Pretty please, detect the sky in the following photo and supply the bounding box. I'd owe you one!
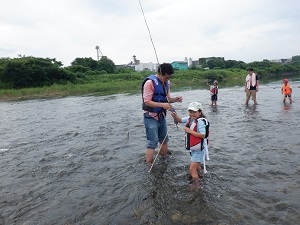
[1,0,300,66]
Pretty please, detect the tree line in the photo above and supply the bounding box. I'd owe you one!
[0,55,300,89]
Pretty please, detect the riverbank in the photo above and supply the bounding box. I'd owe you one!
[1,72,299,101]
[0,80,142,101]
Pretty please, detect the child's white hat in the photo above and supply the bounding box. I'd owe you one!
[187,102,203,111]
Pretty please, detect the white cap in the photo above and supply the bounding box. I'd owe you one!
[187,102,203,111]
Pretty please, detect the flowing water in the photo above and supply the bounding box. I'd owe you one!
[0,78,300,225]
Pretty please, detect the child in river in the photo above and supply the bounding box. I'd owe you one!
[281,78,292,104]
[171,102,209,180]
[207,80,218,106]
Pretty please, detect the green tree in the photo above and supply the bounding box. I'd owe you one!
[292,55,300,63]
[97,56,115,74]
[224,60,247,69]
[71,57,98,70]
[1,57,74,88]
[206,58,225,69]
[70,56,115,74]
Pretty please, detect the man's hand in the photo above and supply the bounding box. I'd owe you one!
[162,103,173,111]
[175,96,183,102]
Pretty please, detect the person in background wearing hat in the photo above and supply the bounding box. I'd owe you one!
[281,78,292,104]
[172,102,209,180]
[207,80,219,106]
[142,63,183,164]
[244,68,259,106]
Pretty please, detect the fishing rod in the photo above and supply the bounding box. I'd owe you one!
[138,0,178,172]
[138,0,178,128]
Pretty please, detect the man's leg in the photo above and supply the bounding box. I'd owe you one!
[159,142,168,157]
[144,115,158,164]
[246,89,251,105]
[146,148,155,163]
[252,90,257,105]
[158,116,169,158]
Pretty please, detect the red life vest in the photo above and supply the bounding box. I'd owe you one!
[185,118,209,151]
[210,86,218,95]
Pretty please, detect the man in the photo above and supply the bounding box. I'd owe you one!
[244,68,259,105]
[141,63,183,163]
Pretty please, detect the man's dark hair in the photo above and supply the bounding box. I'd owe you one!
[247,68,254,71]
[158,63,174,76]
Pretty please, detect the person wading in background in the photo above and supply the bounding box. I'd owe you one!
[244,68,259,106]
[281,78,293,104]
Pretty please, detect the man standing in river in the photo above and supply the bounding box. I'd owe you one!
[244,68,259,106]
[141,63,183,163]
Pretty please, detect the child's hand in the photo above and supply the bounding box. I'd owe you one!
[183,127,191,133]
[171,110,176,118]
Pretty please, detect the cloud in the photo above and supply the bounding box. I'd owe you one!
[0,0,299,66]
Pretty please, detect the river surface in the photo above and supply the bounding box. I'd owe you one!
[0,78,300,225]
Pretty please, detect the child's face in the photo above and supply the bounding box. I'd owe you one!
[188,110,202,120]
[213,82,217,86]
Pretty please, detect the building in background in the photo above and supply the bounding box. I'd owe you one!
[199,57,225,67]
[269,58,292,64]
[115,55,158,71]
[171,60,188,70]
[132,55,158,72]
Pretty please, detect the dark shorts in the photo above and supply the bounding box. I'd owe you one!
[284,94,291,97]
[211,94,218,101]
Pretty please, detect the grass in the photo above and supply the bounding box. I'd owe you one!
[0,80,143,101]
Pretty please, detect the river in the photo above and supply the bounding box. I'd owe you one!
[0,78,300,225]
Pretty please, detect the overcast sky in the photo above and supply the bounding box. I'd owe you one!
[1,0,299,66]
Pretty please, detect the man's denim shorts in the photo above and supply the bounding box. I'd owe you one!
[143,113,169,149]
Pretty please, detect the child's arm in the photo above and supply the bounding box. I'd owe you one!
[183,127,205,138]
[171,111,182,123]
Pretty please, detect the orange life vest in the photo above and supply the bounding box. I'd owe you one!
[282,84,292,95]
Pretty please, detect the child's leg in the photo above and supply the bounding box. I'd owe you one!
[190,162,201,179]
[283,95,286,103]
[289,95,292,103]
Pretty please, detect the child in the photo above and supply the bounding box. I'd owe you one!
[281,78,292,104]
[172,102,209,180]
[207,80,218,106]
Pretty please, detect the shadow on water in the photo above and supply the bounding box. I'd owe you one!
[0,77,300,224]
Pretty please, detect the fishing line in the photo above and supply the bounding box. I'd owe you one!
[138,0,160,65]
[138,0,178,172]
